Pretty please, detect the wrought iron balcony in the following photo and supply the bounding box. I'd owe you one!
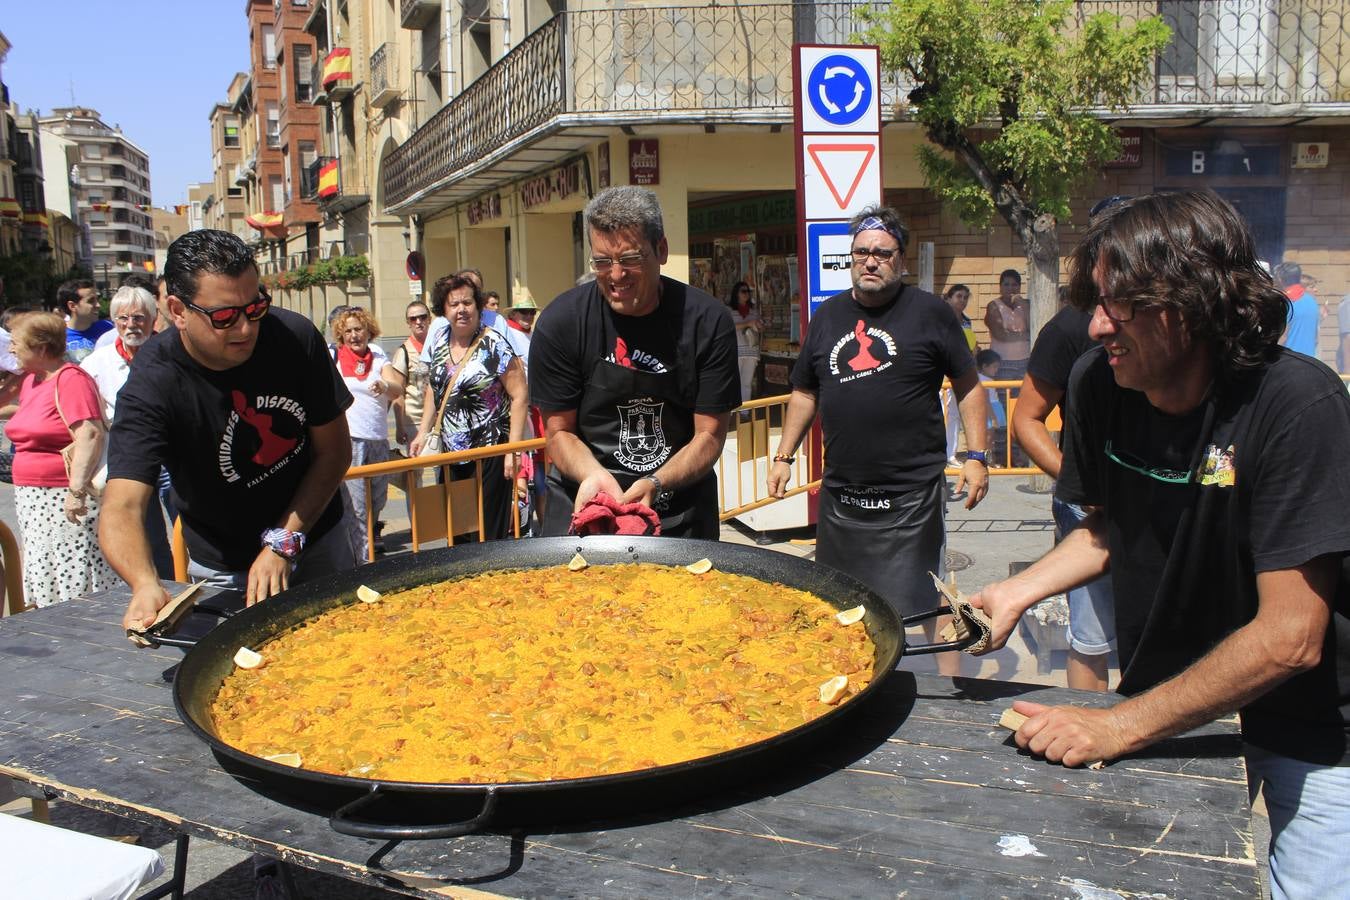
[384,1,1350,209]
[401,0,438,30]
[369,43,399,109]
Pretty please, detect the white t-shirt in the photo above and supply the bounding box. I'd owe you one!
[341,344,393,441]
[95,328,118,350]
[80,342,130,421]
[0,328,20,374]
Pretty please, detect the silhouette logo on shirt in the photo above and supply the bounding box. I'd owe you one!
[614,400,670,472]
[828,320,898,383]
[218,390,306,485]
[606,336,669,374]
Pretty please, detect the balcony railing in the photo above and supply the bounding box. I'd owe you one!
[384,1,1350,209]
[370,43,399,108]
[401,0,438,30]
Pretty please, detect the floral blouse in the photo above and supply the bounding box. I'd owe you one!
[425,325,516,452]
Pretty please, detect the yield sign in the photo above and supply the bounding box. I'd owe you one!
[802,137,882,219]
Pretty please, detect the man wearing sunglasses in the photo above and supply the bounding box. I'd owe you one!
[101,230,358,631]
[971,191,1350,898]
[768,205,990,671]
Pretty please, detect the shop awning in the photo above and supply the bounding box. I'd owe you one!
[0,198,20,218]
[322,48,353,89]
[318,159,339,199]
[245,211,285,230]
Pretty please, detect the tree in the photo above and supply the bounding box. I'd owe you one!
[858,0,1171,334]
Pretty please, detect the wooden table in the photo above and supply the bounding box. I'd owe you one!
[0,588,1258,898]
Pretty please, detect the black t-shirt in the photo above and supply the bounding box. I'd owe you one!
[792,285,974,491]
[529,277,740,415]
[109,308,352,571]
[1026,306,1096,397]
[1058,347,1350,763]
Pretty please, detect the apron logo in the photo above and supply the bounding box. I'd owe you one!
[828,320,898,383]
[614,400,670,472]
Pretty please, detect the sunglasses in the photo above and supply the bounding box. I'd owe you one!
[185,289,272,329]
[1104,439,1194,484]
[407,313,430,324]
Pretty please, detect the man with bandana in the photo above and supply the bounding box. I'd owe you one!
[769,205,989,663]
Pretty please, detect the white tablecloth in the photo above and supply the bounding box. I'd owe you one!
[0,811,164,900]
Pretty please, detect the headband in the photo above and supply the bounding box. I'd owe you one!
[853,216,905,246]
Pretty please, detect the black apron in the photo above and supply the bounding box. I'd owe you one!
[816,478,947,617]
[541,335,718,540]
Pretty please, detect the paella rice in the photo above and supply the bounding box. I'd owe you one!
[210,562,877,783]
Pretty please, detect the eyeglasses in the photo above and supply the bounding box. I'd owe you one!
[1089,195,1133,219]
[589,252,647,272]
[406,313,430,324]
[114,314,150,325]
[850,247,898,264]
[185,289,272,329]
[1105,439,1194,484]
[738,287,752,294]
[1096,296,1158,324]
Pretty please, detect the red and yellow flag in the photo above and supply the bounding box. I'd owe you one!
[0,197,20,218]
[323,48,353,89]
[318,159,339,199]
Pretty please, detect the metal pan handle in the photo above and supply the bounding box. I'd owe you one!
[128,601,236,649]
[329,784,499,840]
[900,604,979,655]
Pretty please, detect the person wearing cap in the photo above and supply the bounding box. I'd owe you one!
[767,204,989,668]
[507,288,539,339]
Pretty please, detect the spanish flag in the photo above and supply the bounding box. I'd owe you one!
[318,159,339,199]
[0,197,20,218]
[22,211,48,228]
[246,211,285,230]
[322,48,353,89]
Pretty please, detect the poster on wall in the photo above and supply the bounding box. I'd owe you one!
[756,254,791,340]
[712,238,742,304]
[787,254,800,344]
[739,240,757,289]
[689,258,716,296]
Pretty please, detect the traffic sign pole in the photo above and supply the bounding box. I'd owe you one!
[794,43,883,521]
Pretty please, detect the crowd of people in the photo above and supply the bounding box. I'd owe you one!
[0,186,1347,895]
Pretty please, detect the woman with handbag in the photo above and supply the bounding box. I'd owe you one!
[3,312,116,607]
[410,274,527,541]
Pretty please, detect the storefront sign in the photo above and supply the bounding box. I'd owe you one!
[598,142,611,189]
[467,193,501,224]
[521,160,582,210]
[689,194,796,234]
[1104,128,1142,169]
[1293,143,1329,169]
[629,139,659,185]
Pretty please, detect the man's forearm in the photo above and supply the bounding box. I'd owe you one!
[277,434,350,533]
[774,390,818,458]
[1014,416,1062,477]
[99,481,159,591]
[547,428,608,484]
[651,423,727,493]
[954,379,989,455]
[1004,522,1110,612]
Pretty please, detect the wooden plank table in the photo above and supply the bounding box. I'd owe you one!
[0,588,1259,898]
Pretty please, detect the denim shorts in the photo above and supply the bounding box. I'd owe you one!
[1052,498,1115,656]
[1246,743,1350,899]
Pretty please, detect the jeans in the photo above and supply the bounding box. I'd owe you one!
[1246,743,1350,899]
[1052,498,1115,655]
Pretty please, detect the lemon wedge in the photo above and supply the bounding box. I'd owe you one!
[233,647,264,669]
[819,675,849,705]
[835,605,865,625]
[568,552,588,571]
[356,584,381,604]
[264,752,302,767]
[685,558,714,575]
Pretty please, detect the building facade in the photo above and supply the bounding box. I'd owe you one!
[205,73,250,242]
[38,107,154,289]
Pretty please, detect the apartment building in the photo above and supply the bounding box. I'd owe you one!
[39,107,153,289]
[0,30,18,258]
[205,73,250,242]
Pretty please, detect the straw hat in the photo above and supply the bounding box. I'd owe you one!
[511,287,539,310]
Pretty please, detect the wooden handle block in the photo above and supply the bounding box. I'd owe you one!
[998,708,1029,731]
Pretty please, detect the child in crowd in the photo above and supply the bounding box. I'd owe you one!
[976,349,1007,466]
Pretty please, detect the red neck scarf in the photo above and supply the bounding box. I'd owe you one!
[114,337,134,363]
[738,302,751,318]
[337,343,375,380]
[406,334,424,354]
[1286,284,1306,301]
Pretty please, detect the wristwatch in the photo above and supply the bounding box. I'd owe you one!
[640,473,664,495]
[262,527,306,560]
[965,450,990,465]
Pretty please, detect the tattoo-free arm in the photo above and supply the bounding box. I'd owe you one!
[102,478,172,632]
[622,411,731,507]
[767,388,818,498]
[1012,372,1065,478]
[544,409,623,509]
[952,367,990,509]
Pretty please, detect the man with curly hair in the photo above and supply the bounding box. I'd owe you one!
[971,191,1350,898]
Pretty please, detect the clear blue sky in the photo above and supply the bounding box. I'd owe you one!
[3,2,250,208]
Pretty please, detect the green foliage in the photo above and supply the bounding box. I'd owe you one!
[263,255,370,294]
[858,0,1171,229]
[0,252,88,309]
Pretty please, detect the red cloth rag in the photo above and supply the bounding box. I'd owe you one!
[569,492,661,536]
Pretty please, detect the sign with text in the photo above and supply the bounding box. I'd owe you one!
[629,139,660,185]
[805,220,854,316]
[520,160,582,210]
[1104,128,1142,169]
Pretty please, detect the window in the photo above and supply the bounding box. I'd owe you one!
[84,166,103,182]
[294,45,313,102]
[224,117,240,148]
[228,186,244,198]
[269,175,284,212]
[265,103,281,147]
[262,25,278,69]
[82,144,102,160]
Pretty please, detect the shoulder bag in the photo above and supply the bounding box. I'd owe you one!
[418,329,487,457]
[53,367,110,496]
